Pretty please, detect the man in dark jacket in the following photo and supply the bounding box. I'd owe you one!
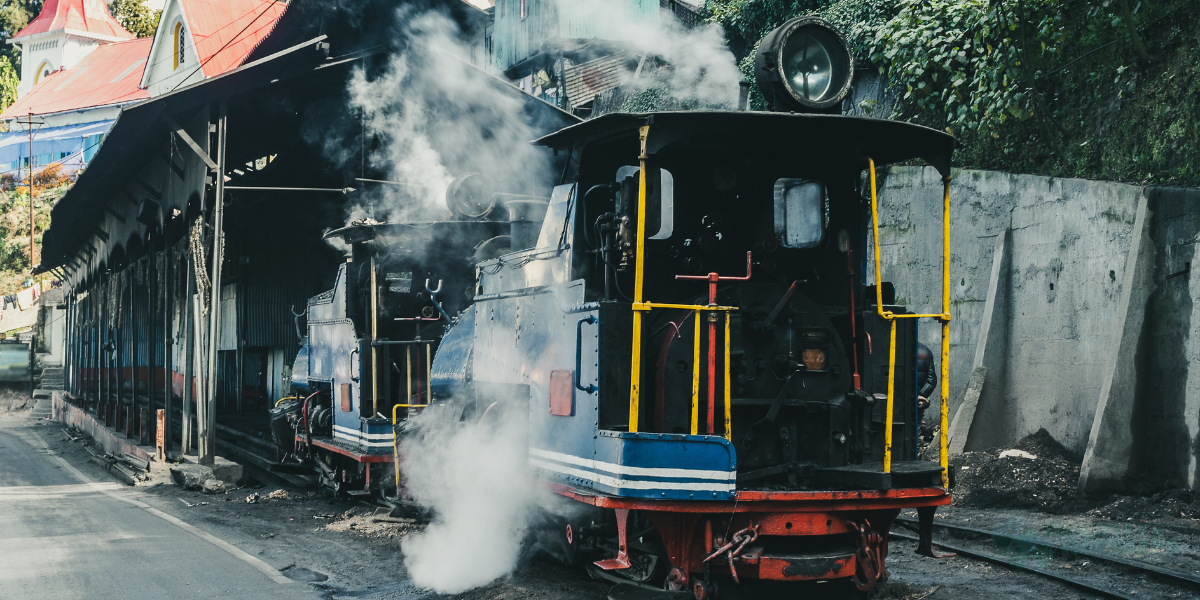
[916,342,937,443]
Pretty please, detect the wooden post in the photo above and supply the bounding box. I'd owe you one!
[156,409,165,462]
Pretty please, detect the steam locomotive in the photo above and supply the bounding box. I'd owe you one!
[428,17,956,598]
[280,16,955,598]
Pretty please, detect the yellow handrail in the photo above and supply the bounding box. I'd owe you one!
[690,312,701,435]
[868,157,952,487]
[723,313,732,442]
[627,125,650,433]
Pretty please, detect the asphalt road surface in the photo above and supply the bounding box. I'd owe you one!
[0,413,322,600]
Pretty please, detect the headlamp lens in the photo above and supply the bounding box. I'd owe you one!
[781,28,841,103]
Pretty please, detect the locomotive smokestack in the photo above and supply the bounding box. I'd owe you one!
[499,195,550,251]
[738,80,751,110]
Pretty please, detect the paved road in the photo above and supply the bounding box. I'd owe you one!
[0,412,322,600]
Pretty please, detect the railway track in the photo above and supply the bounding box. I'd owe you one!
[892,517,1200,600]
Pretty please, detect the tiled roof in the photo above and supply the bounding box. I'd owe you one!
[182,0,287,77]
[0,37,151,118]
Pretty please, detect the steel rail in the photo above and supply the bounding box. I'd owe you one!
[889,530,1137,600]
[896,518,1200,589]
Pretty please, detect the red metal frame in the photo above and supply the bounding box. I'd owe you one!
[547,482,948,591]
[675,252,753,435]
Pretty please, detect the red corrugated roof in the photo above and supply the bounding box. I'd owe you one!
[182,0,287,77]
[13,0,135,41]
[0,37,151,118]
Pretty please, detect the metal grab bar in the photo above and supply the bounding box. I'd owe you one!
[868,156,952,487]
[575,316,598,394]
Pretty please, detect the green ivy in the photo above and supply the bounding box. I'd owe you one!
[869,0,1063,133]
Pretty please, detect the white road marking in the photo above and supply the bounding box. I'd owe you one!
[22,427,294,585]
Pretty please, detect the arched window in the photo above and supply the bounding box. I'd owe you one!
[173,22,186,69]
[33,60,52,85]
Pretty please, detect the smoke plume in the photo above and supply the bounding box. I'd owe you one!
[399,404,543,594]
[345,9,555,225]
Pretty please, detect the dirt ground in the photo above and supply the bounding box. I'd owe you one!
[0,382,31,415]
[23,411,1196,600]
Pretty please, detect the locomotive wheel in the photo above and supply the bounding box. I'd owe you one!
[333,469,351,500]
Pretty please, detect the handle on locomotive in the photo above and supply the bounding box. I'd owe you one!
[350,347,360,382]
[575,315,598,394]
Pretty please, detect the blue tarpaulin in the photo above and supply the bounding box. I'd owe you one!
[0,120,114,164]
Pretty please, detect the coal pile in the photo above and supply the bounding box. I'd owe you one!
[1087,489,1200,524]
[950,429,1082,513]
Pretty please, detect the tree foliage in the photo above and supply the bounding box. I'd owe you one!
[0,1,39,67]
[109,0,161,38]
[0,55,17,113]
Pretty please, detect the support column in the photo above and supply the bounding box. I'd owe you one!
[1079,191,1154,495]
[162,249,173,454]
[201,104,226,466]
[130,264,139,435]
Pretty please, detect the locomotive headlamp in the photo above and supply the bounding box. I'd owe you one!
[755,17,854,113]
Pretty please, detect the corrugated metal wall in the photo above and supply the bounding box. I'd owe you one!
[241,234,338,357]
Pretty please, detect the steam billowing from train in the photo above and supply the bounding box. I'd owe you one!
[399,406,541,593]
[345,9,554,224]
[336,2,741,593]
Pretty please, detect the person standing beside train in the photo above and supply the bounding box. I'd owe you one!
[917,342,937,443]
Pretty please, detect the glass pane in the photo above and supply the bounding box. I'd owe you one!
[774,179,824,248]
[615,166,673,240]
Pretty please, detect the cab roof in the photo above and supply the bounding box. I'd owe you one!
[533,111,956,177]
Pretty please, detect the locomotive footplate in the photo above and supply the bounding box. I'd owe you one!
[297,434,394,463]
[813,461,944,490]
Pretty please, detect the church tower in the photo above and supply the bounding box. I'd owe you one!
[8,0,134,97]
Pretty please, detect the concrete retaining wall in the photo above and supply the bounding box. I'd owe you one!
[873,166,1200,492]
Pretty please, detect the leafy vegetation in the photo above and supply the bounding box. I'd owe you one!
[704,0,1200,186]
[110,0,162,39]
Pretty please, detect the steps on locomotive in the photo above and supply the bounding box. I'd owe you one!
[814,461,943,490]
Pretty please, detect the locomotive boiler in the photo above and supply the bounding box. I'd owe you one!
[428,17,957,598]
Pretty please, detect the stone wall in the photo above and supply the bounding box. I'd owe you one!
[872,166,1200,492]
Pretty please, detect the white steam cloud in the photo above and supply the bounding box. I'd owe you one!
[577,3,742,109]
[345,9,554,224]
[399,405,543,594]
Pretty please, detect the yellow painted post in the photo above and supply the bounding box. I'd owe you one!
[392,403,402,496]
[723,312,732,442]
[691,313,701,435]
[425,343,432,406]
[406,346,412,405]
[884,320,897,472]
[869,158,885,313]
[940,177,952,488]
[628,125,650,433]
[370,256,378,418]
